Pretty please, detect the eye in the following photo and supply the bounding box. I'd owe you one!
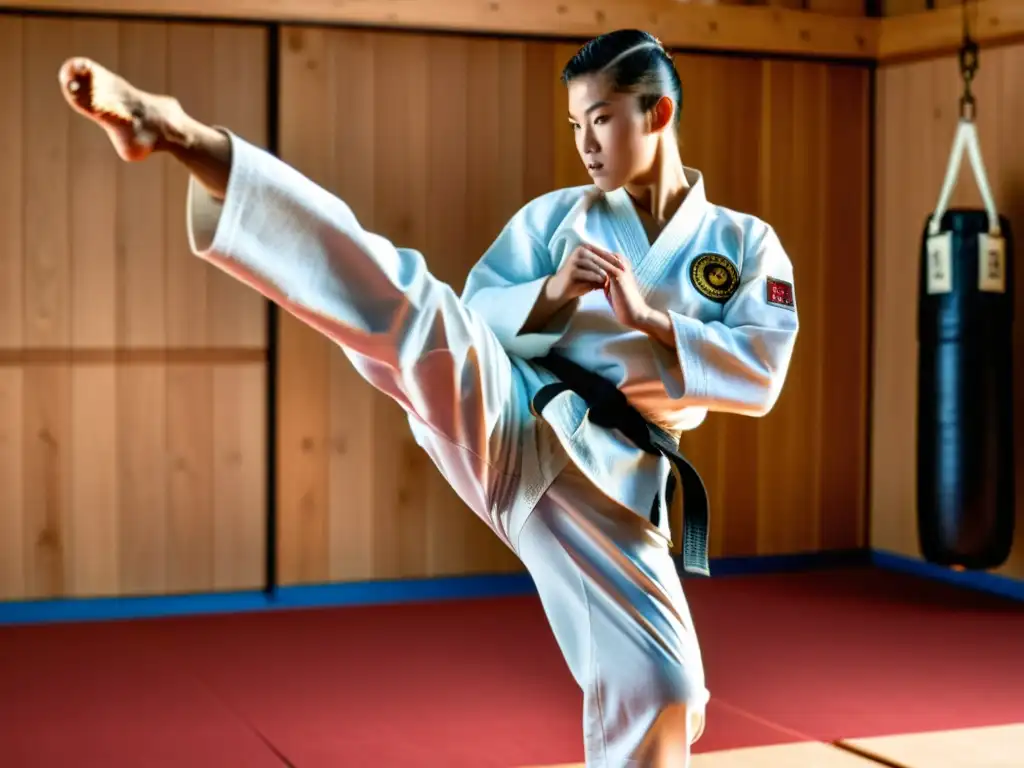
[593,114,610,125]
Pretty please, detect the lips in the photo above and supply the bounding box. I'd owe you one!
[586,161,605,173]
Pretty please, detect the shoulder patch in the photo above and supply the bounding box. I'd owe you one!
[690,253,739,303]
[766,277,795,310]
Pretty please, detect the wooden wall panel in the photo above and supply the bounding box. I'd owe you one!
[0,16,269,600]
[275,27,872,584]
[874,46,1024,580]
[882,0,960,15]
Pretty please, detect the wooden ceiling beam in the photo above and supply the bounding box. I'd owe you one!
[4,0,1023,63]
[877,0,1024,63]
[0,0,877,60]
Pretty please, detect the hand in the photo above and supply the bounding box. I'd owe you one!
[598,249,654,331]
[544,243,624,306]
[590,244,675,349]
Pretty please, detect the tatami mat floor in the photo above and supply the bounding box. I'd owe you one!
[524,723,1024,767]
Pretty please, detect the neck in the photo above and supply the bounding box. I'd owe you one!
[624,137,689,225]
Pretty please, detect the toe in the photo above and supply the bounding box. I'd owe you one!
[58,57,91,88]
[58,58,94,111]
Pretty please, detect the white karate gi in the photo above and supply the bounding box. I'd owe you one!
[186,132,799,766]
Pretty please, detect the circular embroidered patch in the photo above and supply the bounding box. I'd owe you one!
[690,253,739,302]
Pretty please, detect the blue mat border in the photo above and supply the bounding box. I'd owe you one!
[869,549,1024,602]
[1,548,1019,626]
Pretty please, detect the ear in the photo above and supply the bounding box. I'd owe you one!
[648,95,675,134]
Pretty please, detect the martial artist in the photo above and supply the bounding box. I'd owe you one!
[58,28,798,767]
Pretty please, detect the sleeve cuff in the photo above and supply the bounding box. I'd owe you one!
[664,310,708,401]
[468,277,576,359]
[185,128,255,262]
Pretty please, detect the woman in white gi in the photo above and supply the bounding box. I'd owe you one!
[58,28,798,767]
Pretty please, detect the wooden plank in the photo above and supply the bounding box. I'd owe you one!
[70,365,119,595]
[0,369,25,599]
[166,365,215,592]
[842,723,1024,767]
[879,0,1024,62]
[22,365,72,599]
[212,363,266,591]
[23,18,72,352]
[819,62,870,550]
[116,364,169,595]
[0,0,879,60]
[0,16,25,353]
[21,17,73,600]
[807,0,865,16]
[69,18,119,350]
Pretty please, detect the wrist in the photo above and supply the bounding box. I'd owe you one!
[542,276,571,311]
[636,307,675,348]
[635,306,661,332]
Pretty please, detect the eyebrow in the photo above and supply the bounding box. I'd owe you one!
[567,100,611,121]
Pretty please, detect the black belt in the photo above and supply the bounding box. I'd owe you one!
[531,353,711,577]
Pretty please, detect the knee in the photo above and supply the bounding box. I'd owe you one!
[630,702,706,767]
[653,657,709,745]
[655,695,708,747]
[659,701,707,744]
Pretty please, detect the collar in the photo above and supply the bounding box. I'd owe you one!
[604,167,710,290]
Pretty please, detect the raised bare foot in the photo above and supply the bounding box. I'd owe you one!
[58,57,188,162]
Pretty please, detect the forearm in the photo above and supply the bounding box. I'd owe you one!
[519,277,573,335]
[637,308,676,350]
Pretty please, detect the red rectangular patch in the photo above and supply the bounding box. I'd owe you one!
[766,277,795,310]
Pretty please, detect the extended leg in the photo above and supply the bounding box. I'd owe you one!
[57,57,530,542]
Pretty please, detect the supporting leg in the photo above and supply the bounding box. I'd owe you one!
[517,462,709,767]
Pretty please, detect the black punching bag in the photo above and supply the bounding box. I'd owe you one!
[918,208,1015,570]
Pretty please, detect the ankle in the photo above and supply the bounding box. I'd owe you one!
[155,97,194,149]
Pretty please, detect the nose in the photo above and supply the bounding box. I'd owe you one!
[580,125,600,155]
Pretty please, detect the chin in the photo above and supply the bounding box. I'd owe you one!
[590,175,624,193]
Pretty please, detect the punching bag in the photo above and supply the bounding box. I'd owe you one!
[918,117,1015,570]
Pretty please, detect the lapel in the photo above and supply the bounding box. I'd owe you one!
[603,168,710,296]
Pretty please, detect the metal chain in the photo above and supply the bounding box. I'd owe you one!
[959,0,978,120]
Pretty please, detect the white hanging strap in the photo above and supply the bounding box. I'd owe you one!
[928,118,1001,237]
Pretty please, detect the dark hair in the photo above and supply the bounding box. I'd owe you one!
[561,29,683,130]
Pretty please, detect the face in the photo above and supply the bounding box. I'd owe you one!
[566,73,670,192]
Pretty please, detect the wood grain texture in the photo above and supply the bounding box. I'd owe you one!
[0,15,269,600]
[873,44,1024,580]
[0,0,880,60]
[275,27,872,584]
[878,0,1024,61]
